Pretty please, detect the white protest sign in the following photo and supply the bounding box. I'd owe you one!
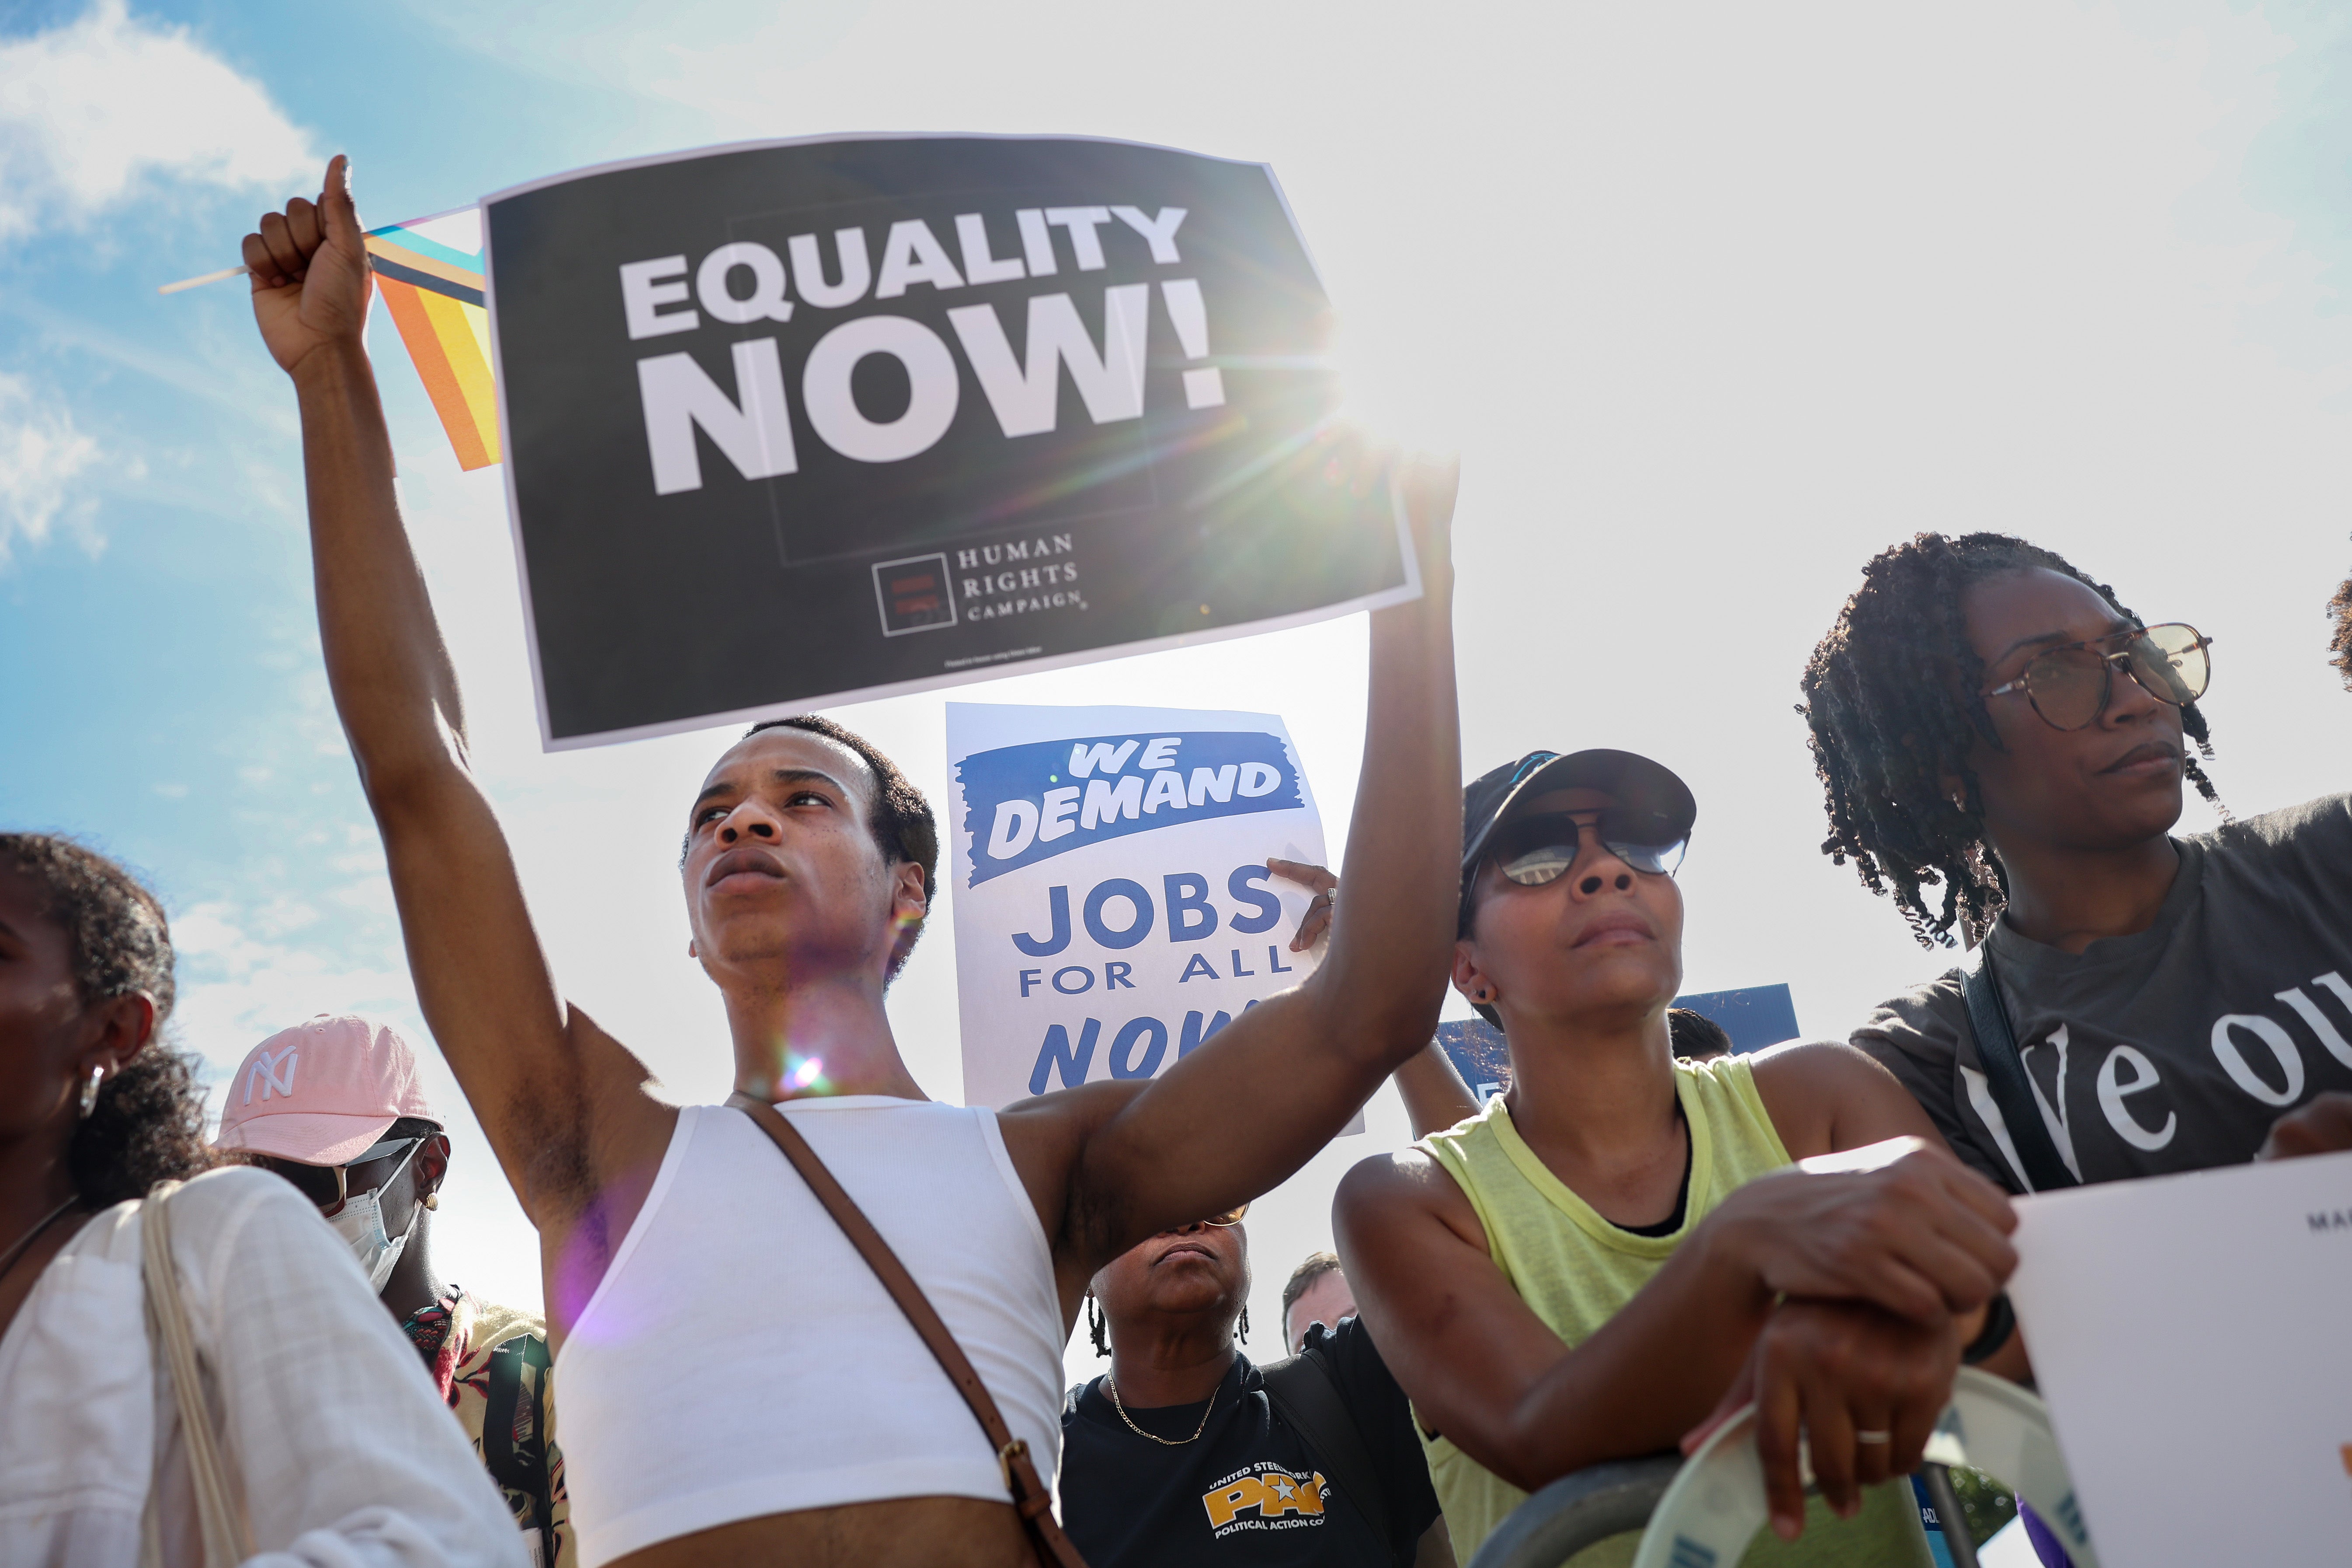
[947,702,1327,1109]
[2007,1147,2352,1566]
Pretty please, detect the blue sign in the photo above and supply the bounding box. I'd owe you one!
[1434,984,1802,1102]
[955,729,1301,887]
[1673,984,1801,1054]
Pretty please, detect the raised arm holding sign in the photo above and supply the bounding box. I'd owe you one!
[247,156,1460,1568]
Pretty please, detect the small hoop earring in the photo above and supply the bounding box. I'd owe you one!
[78,1065,104,1120]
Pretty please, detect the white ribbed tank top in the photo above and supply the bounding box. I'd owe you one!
[554,1098,1065,1567]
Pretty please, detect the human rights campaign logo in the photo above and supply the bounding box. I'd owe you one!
[959,731,1301,887]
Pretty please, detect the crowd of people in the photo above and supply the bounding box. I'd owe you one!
[5,155,2352,1568]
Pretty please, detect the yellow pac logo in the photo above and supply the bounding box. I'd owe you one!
[1202,1467,1327,1529]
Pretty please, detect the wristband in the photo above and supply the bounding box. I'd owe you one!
[1962,1292,2015,1365]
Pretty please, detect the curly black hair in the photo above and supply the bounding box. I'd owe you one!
[2329,556,2352,690]
[679,715,941,977]
[1798,532,2223,949]
[0,834,212,1208]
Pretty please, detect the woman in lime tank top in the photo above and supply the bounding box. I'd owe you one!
[1333,750,2026,1565]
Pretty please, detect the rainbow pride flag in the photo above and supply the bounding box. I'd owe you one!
[365,210,499,470]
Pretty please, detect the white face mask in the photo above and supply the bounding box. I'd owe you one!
[328,1139,424,1292]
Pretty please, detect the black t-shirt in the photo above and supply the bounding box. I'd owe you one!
[1855,795,2352,1192]
[1059,1318,1440,1568]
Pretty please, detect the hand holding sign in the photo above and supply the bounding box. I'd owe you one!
[2256,1088,2352,1158]
[1394,450,1461,589]
[1270,859,1335,953]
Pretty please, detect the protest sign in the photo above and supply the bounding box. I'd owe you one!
[947,702,1327,1110]
[1670,984,1799,1053]
[2008,1148,2352,1565]
[481,135,1418,748]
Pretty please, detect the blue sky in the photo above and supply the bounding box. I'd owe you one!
[7,0,2352,1345]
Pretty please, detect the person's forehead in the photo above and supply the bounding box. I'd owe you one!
[697,728,876,805]
[1299,1269,1351,1301]
[1964,568,2127,660]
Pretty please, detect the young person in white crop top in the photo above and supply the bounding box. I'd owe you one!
[240,160,1465,1568]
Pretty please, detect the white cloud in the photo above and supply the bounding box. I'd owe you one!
[0,372,99,564]
[169,897,414,1073]
[0,0,317,241]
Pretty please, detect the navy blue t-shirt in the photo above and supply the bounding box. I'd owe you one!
[1059,1318,1440,1568]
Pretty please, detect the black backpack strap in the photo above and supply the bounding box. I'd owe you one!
[1260,1348,1395,1561]
[1962,946,2077,1192]
[482,1336,553,1536]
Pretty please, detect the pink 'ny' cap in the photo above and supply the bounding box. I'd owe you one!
[213,1014,435,1166]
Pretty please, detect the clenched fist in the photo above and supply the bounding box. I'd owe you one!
[244,153,372,376]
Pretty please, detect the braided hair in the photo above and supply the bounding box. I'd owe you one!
[2329,558,2352,689]
[1798,532,2223,949]
[0,834,212,1208]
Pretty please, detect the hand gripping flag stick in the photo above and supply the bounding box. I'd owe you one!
[156,207,500,471]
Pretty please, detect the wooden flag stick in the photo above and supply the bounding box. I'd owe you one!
[156,265,249,296]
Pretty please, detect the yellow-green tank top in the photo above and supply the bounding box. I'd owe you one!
[1417,1054,1930,1568]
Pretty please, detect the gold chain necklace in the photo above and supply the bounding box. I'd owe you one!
[1103,1373,1219,1446]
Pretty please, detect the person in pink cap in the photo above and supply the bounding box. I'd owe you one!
[217,1014,441,1295]
[220,1015,572,1568]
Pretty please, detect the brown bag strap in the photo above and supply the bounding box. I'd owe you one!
[727,1095,1087,1568]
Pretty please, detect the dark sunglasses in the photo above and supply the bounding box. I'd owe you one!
[1486,809,1688,885]
[1982,622,2212,733]
[250,1136,421,1218]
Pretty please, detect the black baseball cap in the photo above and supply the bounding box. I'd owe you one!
[1456,749,1698,1026]
[1463,748,1696,869]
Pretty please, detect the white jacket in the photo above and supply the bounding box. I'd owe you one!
[0,1165,528,1568]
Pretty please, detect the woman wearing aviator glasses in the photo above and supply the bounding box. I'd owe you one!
[1336,750,2025,1562]
[1806,532,2352,1195]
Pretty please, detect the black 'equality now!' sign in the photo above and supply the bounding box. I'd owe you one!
[482,134,1417,748]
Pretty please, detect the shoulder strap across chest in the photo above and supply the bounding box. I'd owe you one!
[1961,946,2078,1193]
[726,1094,1087,1568]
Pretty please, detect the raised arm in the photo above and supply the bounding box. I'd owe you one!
[1258,858,1483,1141]
[244,160,661,1237]
[1035,455,1462,1266]
[1394,1042,1481,1139]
